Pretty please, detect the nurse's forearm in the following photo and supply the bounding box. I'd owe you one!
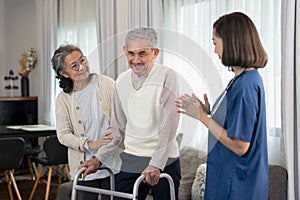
[202,116,250,156]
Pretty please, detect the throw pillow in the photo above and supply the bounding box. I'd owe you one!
[191,163,207,200]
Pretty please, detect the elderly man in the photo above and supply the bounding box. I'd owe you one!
[80,27,181,200]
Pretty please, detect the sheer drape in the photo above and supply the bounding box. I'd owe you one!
[57,0,98,73]
[125,0,163,29]
[95,0,163,79]
[162,0,282,158]
[57,0,163,79]
[0,0,5,95]
[281,1,300,199]
[35,0,57,125]
[95,0,123,79]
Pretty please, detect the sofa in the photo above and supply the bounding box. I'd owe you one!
[179,146,288,200]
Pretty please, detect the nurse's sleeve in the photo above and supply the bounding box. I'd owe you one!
[226,86,258,142]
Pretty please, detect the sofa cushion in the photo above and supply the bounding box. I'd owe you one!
[179,146,206,200]
[268,165,288,200]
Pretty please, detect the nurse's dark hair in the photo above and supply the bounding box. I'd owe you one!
[213,12,268,68]
[51,44,83,93]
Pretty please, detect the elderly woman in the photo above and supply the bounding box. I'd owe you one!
[52,44,121,200]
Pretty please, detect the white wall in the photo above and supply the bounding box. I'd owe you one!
[1,0,37,97]
[0,0,6,96]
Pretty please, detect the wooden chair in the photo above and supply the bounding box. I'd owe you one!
[29,136,71,200]
[0,137,25,200]
[23,139,43,180]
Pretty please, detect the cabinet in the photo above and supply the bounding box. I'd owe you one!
[0,96,38,125]
[0,97,39,171]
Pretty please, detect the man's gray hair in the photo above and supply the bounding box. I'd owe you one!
[125,27,158,49]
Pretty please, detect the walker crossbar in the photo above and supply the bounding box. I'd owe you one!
[71,167,176,200]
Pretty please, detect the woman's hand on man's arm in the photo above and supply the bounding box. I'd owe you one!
[87,131,113,150]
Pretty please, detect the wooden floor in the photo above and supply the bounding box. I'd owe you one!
[0,169,64,200]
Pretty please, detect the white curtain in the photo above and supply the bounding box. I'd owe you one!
[95,0,123,79]
[59,0,163,80]
[281,0,300,199]
[56,0,98,75]
[95,0,163,79]
[56,0,163,80]
[57,0,163,80]
[162,0,282,157]
[125,0,163,29]
[35,0,57,125]
[0,0,5,95]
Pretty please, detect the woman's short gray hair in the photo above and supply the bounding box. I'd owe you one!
[125,27,158,49]
[51,44,82,75]
[51,44,83,93]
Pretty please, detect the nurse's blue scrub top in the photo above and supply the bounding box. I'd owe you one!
[204,69,268,200]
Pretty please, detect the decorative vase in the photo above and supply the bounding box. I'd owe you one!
[21,76,29,97]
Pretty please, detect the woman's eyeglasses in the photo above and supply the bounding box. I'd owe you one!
[66,56,88,71]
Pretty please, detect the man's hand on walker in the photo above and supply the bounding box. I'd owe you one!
[78,157,101,177]
[142,165,160,186]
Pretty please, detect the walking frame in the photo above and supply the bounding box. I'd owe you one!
[71,167,175,200]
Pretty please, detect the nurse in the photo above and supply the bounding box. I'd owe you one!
[175,12,269,199]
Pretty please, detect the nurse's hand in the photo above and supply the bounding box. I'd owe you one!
[175,93,208,120]
[175,93,200,119]
[202,93,210,114]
